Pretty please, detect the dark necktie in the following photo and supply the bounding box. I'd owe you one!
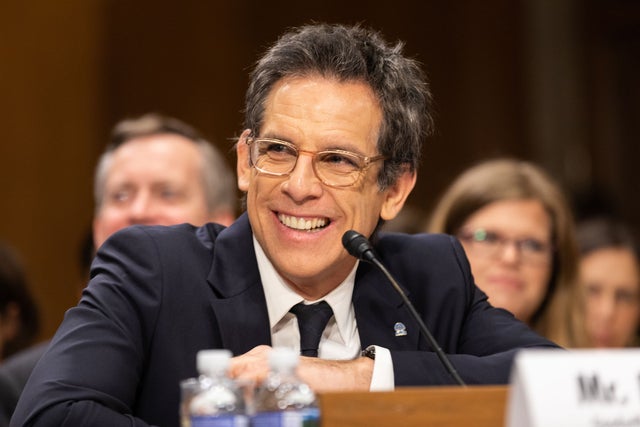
[289,300,334,357]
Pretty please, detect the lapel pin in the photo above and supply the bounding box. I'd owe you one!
[394,322,407,337]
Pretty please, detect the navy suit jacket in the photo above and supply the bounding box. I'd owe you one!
[11,213,558,427]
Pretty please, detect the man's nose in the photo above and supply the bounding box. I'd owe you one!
[127,193,155,223]
[281,154,323,201]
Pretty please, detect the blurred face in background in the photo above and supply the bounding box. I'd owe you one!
[457,199,553,323]
[93,134,221,248]
[580,247,640,347]
[0,302,19,361]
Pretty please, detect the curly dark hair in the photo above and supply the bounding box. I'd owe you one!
[243,23,434,190]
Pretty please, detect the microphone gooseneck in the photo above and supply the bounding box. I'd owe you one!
[342,230,466,386]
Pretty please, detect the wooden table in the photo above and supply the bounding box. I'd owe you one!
[319,385,509,427]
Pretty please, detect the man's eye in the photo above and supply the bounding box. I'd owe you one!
[264,142,295,156]
[319,152,360,170]
[267,142,286,152]
[160,190,178,199]
[109,190,129,203]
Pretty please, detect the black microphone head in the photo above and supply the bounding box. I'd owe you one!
[342,230,377,262]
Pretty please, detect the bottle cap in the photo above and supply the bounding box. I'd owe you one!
[196,349,232,375]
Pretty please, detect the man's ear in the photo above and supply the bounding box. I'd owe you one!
[380,168,417,221]
[236,129,252,192]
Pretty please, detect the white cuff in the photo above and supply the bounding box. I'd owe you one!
[368,345,394,391]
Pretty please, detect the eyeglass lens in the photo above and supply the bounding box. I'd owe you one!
[249,138,377,187]
[458,228,551,264]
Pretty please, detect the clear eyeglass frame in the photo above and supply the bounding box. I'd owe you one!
[457,228,553,266]
[246,137,386,188]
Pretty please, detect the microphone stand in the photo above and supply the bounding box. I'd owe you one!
[370,256,466,386]
[343,230,466,386]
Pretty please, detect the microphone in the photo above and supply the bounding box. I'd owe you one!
[342,230,466,386]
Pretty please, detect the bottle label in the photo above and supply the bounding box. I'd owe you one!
[251,409,320,427]
[190,414,249,427]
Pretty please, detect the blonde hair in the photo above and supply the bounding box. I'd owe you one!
[428,158,587,347]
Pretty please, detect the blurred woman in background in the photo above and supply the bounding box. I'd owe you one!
[428,158,586,347]
[576,218,640,348]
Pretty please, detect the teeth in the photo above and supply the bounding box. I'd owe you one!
[278,213,328,231]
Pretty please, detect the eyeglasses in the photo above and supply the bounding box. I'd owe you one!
[457,228,553,265]
[246,137,386,188]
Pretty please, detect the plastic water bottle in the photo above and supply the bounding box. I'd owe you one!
[251,347,319,427]
[181,349,249,427]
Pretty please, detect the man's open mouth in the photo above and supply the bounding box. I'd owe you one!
[278,213,329,231]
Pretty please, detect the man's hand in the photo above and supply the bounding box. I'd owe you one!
[228,345,272,384]
[297,354,374,392]
[228,345,374,392]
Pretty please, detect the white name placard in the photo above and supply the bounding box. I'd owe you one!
[506,348,640,427]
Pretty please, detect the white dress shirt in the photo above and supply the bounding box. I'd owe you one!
[253,236,394,391]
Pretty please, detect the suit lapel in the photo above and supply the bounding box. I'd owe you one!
[206,214,271,355]
[353,261,423,351]
[204,215,428,354]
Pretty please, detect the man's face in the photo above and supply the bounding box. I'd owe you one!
[237,76,414,299]
[93,134,222,248]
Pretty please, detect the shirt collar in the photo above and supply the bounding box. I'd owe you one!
[253,235,357,339]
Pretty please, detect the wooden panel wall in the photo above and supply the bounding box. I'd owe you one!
[0,1,106,339]
[0,0,637,341]
[102,0,528,219]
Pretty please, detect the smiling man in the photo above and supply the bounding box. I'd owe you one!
[12,24,558,427]
[237,77,398,300]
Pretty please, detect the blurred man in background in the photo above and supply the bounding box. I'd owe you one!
[92,113,237,248]
[0,113,237,426]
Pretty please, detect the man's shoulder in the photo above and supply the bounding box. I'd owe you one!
[374,232,470,279]
[97,216,253,272]
[376,231,458,254]
[105,221,228,252]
